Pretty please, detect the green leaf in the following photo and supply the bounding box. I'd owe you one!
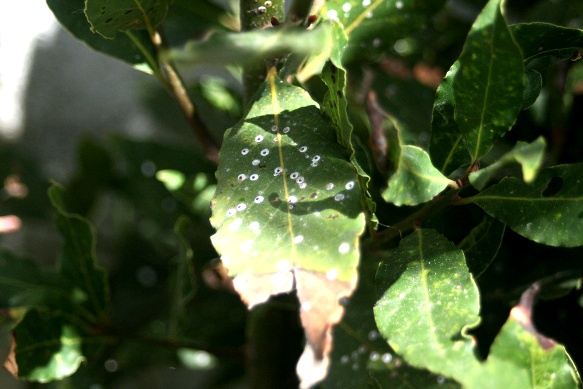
[383,145,454,206]
[323,251,460,388]
[458,215,506,277]
[466,163,583,247]
[374,229,480,380]
[11,310,84,382]
[0,250,68,310]
[462,303,580,388]
[48,183,109,320]
[209,71,365,387]
[511,22,583,63]
[523,69,542,109]
[321,61,375,222]
[321,0,447,62]
[430,61,471,175]
[46,0,157,73]
[170,25,332,70]
[453,0,524,161]
[469,136,546,190]
[84,0,170,39]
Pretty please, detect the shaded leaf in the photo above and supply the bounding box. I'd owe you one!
[466,163,583,247]
[209,71,365,387]
[523,69,542,109]
[85,0,170,39]
[469,136,546,190]
[458,215,506,277]
[453,0,524,161]
[168,216,197,338]
[321,0,447,62]
[383,145,454,206]
[170,25,332,70]
[511,22,583,63]
[0,250,68,310]
[46,0,157,73]
[7,310,84,382]
[429,61,470,175]
[49,183,109,320]
[374,229,480,380]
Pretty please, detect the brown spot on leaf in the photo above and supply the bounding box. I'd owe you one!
[294,268,355,388]
[511,283,557,351]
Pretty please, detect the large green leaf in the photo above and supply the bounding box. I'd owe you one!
[170,25,332,70]
[511,23,583,63]
[429,61,471,175]
[469,136,546,190]
[320,0,447,62]
[453,0,524,161]
[48,183,109,320]
[323,250,459,388]
[9,310,84,382]
[209,71,365,387]
[374,229,480,380]
[373,229,579,386]
[84,0,170,39]
[46,0,157,73]
[383,145,454,206]
[463,163,583,247]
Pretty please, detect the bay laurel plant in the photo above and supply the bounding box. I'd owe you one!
[2,0,583,387]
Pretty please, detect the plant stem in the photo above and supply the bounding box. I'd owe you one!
[240,0,285,106]
[366,187,461,248]
[101,328,247,362]
[160,58,220,163]
[131,7,220,163]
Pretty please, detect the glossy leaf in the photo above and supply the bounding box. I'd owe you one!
[458,215,506,277]
[321,0,447,62]
[469,136,546,190]
[84,0,170,39]
[429,61,470,175]
[209,71,365,387]
[170,25,332,70]
[49,183,109,319]
[374,229,480,379]
[323,250,459,388]
[511,22,583,63]
[47,0,157,73]
[466,163,583,247]
[453,0,524,161]
[383,145,454,206]
[8,310,84,382]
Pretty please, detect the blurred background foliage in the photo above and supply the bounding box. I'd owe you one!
[1,0,583,387]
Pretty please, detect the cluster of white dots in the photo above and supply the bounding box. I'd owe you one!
[227,125,359,223]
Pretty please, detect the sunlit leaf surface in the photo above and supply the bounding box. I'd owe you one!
[453,0,524,161]
[210,71,365,387]
[466,163,583,247]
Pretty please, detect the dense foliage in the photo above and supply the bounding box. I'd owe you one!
[2,0,583,387]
